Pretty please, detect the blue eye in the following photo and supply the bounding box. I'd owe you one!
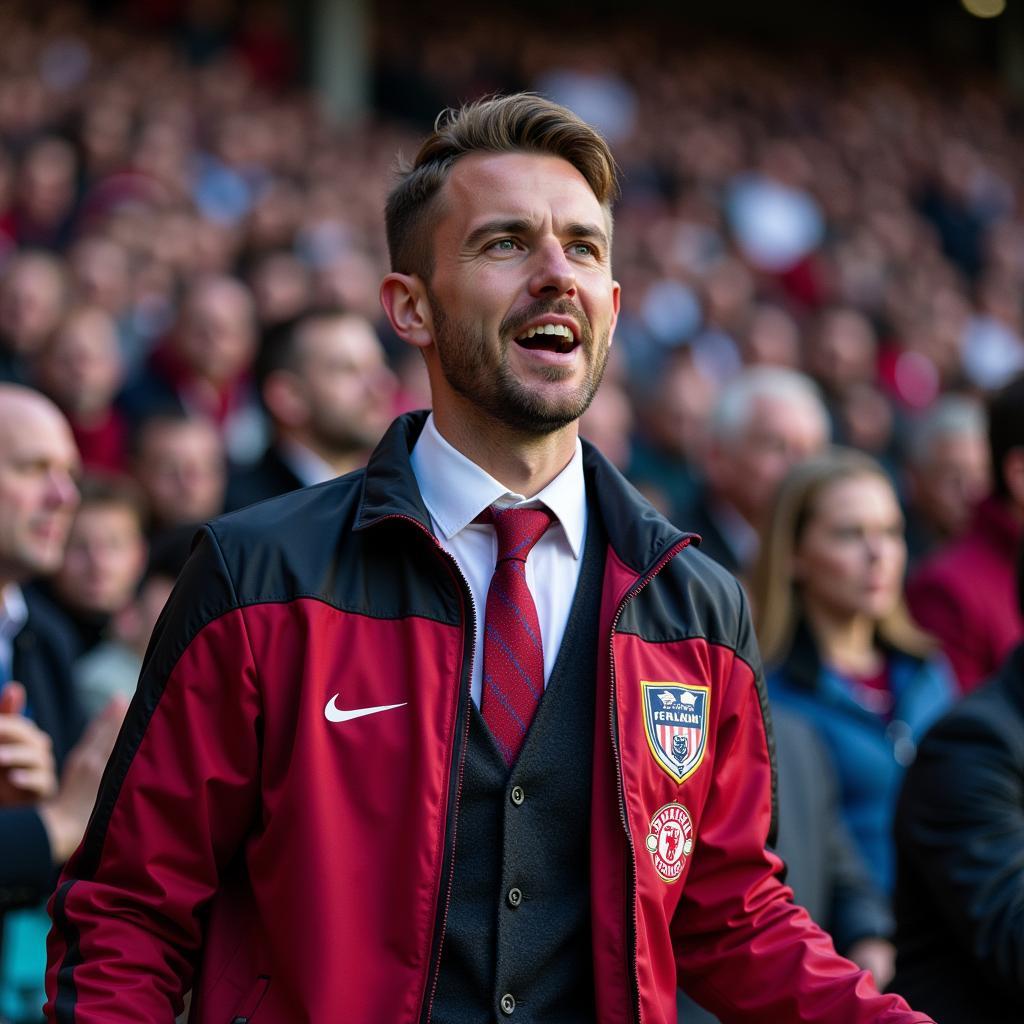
[571,242,596,257]
[493,238,518,251]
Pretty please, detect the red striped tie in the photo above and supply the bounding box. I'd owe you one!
[480,505,553,766]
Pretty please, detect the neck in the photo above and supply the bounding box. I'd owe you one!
[432,404,578,497]
[281,431,365,479]
[803,604,880,676]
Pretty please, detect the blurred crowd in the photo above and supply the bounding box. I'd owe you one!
[1,0,1024,1020]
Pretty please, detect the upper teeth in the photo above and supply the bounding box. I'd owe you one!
[519,324,574,340]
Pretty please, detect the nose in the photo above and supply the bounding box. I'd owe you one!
[528,238,577,300]
[46,467,79,510]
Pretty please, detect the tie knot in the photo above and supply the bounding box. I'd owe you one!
[484,505,554,563]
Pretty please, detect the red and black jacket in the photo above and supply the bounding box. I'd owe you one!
[46,412,932,1023]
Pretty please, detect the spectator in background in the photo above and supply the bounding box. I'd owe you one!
[628,349,717,527]
[0,383,119,972]
[907,372,1024,692]
[32,305,129,474]
[120,274,267,465]
[245,249,312,330]
[226,308,395,510]
[0,385,84,770]
[74,526,193,719]
[10,136,80,251]
[65,236,143,371]
[891,545,1024,1024]
[131,411,226,535]
[753,448,955,895]
[902,394,990,563]
[0,251,67,384]
[45,475,147,658]
[579,376,633,473]
[686,366,829,577]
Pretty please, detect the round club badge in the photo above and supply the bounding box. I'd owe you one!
[645,803,695,883]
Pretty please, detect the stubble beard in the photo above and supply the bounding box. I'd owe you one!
[428,293,610,437]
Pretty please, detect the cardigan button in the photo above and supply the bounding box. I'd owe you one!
[500,993,516,1015]
[507,886,522,908]
[510,785,525,806]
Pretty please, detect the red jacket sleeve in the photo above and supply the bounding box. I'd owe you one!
[45,530,261,1023]
[670,590,933,1023]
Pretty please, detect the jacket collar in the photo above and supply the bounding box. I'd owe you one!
[356,411,687,574]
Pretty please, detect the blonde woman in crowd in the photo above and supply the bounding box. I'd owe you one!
[751,448,955,895]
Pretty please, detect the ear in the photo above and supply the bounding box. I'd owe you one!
[262,369,309,429]
[608,279,621,347]
[380,273,434,350]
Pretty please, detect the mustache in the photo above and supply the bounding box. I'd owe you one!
[500,300,591,343]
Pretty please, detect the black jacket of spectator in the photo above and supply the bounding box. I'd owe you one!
[892,642,1024,1022]
[14,588,86,769]
[224,442,303,512]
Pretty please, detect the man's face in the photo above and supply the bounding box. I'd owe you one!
[422,152,620,435]
[715,394,828,525]
[54,503,146,615]
[0,397,80,583]
[36,308,123,416]
[295,316,396,454]
[176,281,255,386]
[913,431,990,538]
[135,422,225,527]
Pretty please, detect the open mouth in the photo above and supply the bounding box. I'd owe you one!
[514,323,578,354]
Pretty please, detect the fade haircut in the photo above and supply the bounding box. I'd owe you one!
[385,93,619,280]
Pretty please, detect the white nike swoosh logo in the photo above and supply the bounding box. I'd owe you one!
[324,695,408,723]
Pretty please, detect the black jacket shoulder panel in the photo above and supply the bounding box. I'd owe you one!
[209,457,461,629]
[616,542,744,651]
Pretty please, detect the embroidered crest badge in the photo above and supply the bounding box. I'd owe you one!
[645,802,695,883]
[641,680,710,784]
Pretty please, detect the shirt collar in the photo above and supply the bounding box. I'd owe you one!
[278,439,337,488]
[0,583,28,646]
[410,412,586,559]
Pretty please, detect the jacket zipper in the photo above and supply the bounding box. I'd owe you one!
[380,515,477,1024]
[607,538,692,1024]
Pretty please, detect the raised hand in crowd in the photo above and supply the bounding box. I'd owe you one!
[0,681,57,806]
[36,694,128,864]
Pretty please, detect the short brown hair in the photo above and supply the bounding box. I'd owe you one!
[385,93,618,280]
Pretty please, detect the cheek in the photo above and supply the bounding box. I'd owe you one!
[799,543,860,590]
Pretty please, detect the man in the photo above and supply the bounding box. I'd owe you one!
[907,372,1024,691]
[0,252,68,385]
[131,411,227,535]
[225,307,396,510]
[120,275,266,464]
[46,475,148,656]
[0,385,123,941]
[0,385,84,768]
[685,365,830,576]
[45,96,931,1022]
[892,546,1024,1022]
[902,394,989,564]
[33,304,130,475]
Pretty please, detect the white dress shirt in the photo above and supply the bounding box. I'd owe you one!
[0,583,28,684]
[410,413,587,708]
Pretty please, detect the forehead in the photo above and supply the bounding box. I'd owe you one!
[436,151,606,242]
[0,399,78,466]
[299,316,379,361]
[812,473,898,516]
